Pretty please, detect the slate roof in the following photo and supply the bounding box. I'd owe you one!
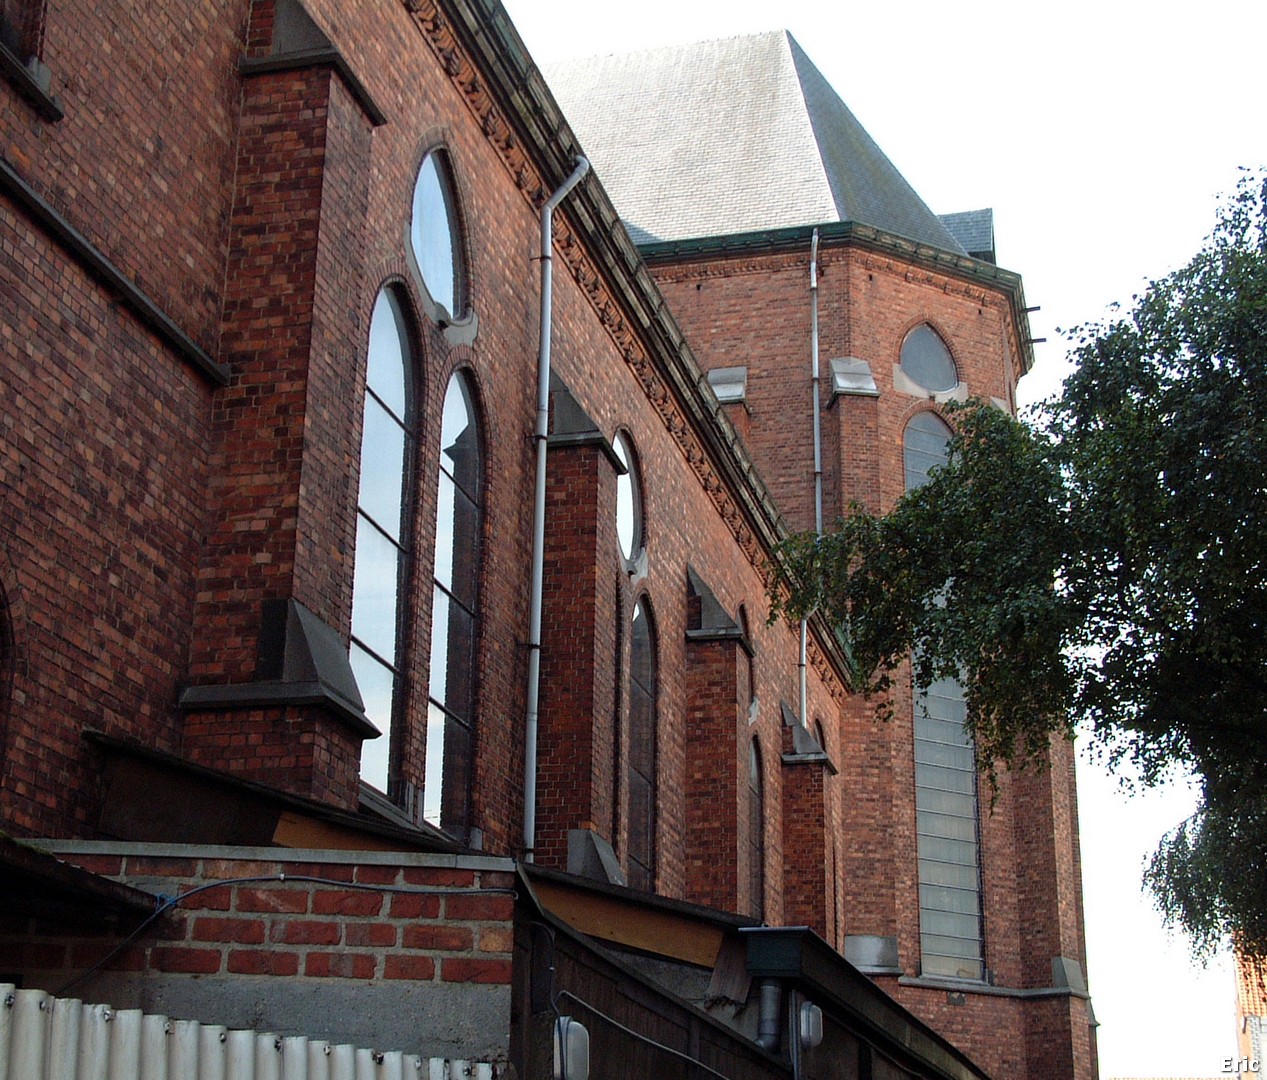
[939,209,996,263]
[543,31,967,253]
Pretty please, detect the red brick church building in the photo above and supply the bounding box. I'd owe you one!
[0,0,1095,1076]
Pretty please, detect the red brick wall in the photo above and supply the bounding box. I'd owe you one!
[535,440,620,865]
[780,745,828,935]
[683,636,743,912]
[0,221,213,835]
[5,848,515,990]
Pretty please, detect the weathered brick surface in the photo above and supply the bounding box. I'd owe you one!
[2,851,515,989]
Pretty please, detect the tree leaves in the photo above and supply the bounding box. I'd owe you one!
[770,171,1267,961]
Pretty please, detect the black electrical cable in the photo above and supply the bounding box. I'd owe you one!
[54,872,516,998]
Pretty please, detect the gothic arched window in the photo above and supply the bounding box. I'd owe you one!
[424,370,483,833]
[411,150,466,321]
[900,324,958,393]
[351,287,416,791]
[612,431,644,567]
[904,410,985,981]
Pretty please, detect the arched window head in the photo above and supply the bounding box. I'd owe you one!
[627,597,657,890]
[903,411,952,491]
[411,150,465,322]
[612,431,644,566]
[900,325,957,393]
[425,369,483,834]
[352,287,416,792]
[748,736,765,919]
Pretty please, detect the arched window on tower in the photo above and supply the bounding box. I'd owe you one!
[351,287,416,792]
[900,324,958,394]
[627,597,657,890]
[425,370,483,834]
[904,410,985,981]
[748,736,765,920]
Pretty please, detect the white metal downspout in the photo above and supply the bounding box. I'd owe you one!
[523,157,590,863]
[800,228,821,727]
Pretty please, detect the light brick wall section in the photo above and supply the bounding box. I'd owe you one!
[20,845,516,988]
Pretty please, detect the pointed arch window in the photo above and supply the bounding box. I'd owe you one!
[424,370,483,833]
[612,431,644,567]
[904,411,985,981]
[351,288,416,791]
[411,150,465,322]
[900,325,958,393]
[627,597,657,891]
[748,736,765,919]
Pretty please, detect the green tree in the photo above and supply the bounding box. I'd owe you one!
[772,170,1267,961]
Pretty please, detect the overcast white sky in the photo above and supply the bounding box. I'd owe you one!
[500,0,1267,1074]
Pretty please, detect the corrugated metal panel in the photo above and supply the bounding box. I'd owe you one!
[0,986,496,1080]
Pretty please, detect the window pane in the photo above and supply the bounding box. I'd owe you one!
[919,859,981,891]
[630,601,654,689]
[429,587,451,708]
[436,590,476,725]
[918,809,979,842]
[440,374,480,499]
[358,399,406,539]
[351,643,394,790]
[914,740,975,771]
[920,883,981,916]
[901,324,957,392]
[411,153,460,317]
[629,684,655,776]
[424,701,446,827]
[628,769,653,891]
[366,290,409,418]
[351,513,401,660]
[434,473,480,608]
[613,433,641,561]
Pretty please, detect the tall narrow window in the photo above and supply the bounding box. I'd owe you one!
[900,324,957,393]
[411,151,465,321]
[351,288,415,791]
[425,370,483,833]
[905,411,985,981]
[748,737,765,919]
[627,598,657,890]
